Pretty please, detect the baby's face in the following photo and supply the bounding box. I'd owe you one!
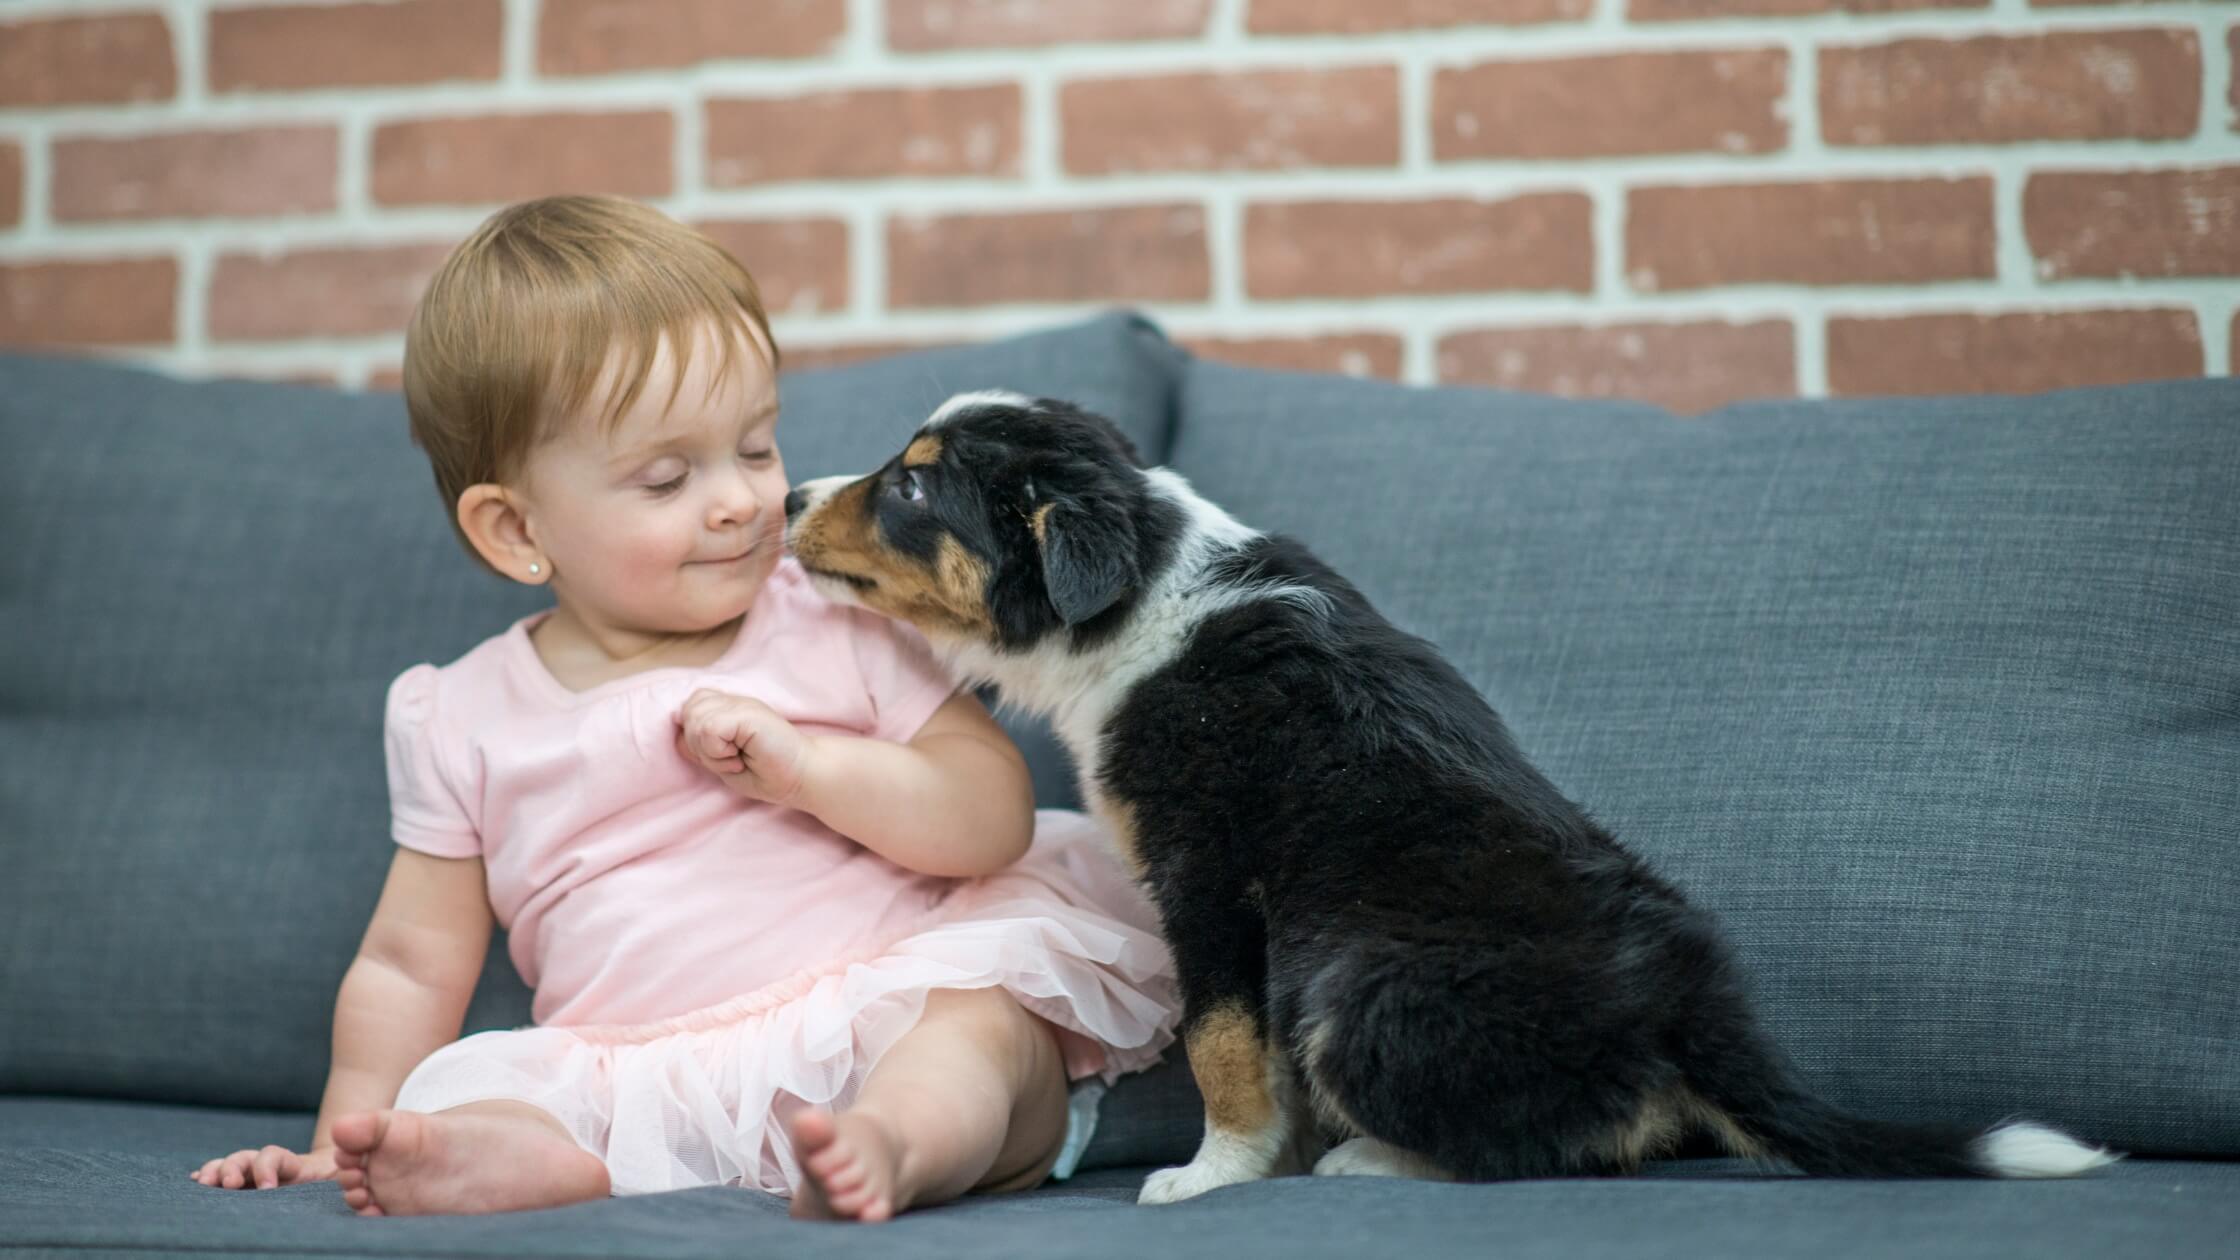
[517,319,787,637]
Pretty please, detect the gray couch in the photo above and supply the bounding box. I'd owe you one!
[3,312,2235,1258]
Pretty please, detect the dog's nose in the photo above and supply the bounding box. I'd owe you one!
[783,487,807,519]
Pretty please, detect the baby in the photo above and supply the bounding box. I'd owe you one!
[190,195,1178,1222]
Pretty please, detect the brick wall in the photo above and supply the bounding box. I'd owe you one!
[0,0,2233,411]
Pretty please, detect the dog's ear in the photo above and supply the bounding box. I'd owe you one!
[1030,472,1140,627]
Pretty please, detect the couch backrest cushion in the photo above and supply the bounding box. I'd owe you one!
[1165,360,2240,1157]
[0,312,1178,1108]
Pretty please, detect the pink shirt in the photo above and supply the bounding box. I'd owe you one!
[383,557,962,1028]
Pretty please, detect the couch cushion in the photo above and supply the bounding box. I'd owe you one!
[3,1099,2234,1260]
[1166,361,2240,1157]
[0,312,1181,1109]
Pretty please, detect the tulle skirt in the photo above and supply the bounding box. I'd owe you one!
[393,810,1178,1196]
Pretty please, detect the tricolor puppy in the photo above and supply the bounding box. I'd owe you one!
[783,391,2116,1205]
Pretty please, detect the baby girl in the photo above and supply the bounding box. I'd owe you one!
[190,195,1178,1222]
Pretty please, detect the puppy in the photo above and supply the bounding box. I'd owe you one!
[784,390,2116,1204]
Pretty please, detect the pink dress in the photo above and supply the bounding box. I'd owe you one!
[384,557,1178,1196]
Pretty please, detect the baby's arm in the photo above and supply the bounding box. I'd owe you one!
[194,847,493,1189]
[680,689,1034,878]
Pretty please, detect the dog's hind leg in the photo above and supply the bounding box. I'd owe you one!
[1312,1136,1454,1181]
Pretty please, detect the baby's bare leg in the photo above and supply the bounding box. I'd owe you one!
[330,1100,610,1217]
[792,987,1069,1222]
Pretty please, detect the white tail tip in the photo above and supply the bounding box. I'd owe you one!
[1975,1122,2121,1178]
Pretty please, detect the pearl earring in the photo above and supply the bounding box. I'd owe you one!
[528,562,542,576]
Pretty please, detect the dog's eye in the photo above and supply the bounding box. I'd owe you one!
[895,469,924,503]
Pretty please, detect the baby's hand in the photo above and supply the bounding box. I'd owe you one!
[192,1144,337,1190]
[678,688,814,805]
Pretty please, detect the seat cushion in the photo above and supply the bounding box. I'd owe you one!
[2,1098,2234,1259]
[1165,361,2240,1157]
[0,312,1182,1110]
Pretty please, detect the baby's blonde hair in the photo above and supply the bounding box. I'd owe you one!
[402,194,779,570]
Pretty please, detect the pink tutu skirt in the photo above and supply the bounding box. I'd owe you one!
[393,810,1178,1196]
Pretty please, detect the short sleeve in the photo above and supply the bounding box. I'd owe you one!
[384,665,482,859]
[849,612,961,745]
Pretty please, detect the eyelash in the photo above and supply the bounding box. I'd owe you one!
[642,450,776,497]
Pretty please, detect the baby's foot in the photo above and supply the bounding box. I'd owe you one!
[329,1109,609,1217]
[792,1108,907,1223]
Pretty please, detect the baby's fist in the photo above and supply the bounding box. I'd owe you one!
[677,688,812,805]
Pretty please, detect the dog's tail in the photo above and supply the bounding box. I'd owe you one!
[1683,1024,2118,1178]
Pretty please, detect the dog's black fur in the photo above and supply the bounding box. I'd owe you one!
[785,394,2109,1199]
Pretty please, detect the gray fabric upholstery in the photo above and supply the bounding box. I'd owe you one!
[0,312,1181,1110]
[4,316,2235,1258]
[1169,361,2240,1157]
[4,1099,2237,1259]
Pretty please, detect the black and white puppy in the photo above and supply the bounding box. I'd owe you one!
[783,391,2115,1205]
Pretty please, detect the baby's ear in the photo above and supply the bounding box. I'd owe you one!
[1033,481,1140,627]
[457,483,545,584]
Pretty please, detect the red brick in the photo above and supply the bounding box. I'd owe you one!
[888,0,1209,50]
[1633,0,1979,18]
[1828,310,2202,396]
[1064,67,1398,174]
[1439,320,1795,413]
[1247,196,1592,298]
[0,143,20,228]
[888,205,1208,307]
[691,219,851,316]
[0,12,175,107]
[779,339,965,372]
[0,257,176,347]
[1435,49,1785,160]
[1184,333,1404,380]
[541,0,844,74]
[2025,168,2240,279]
[52,127,337,223]
[372,111,672,207]
[1249,0,1589,31]
[207,243,454,342]
[1627,178,1993,291]
[209,0,500,92]
[1822,30,2200,146]
[368,365,406,392]
[707,85,1018,185]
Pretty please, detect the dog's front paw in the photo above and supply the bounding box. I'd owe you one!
[1139,1158,1258,1205]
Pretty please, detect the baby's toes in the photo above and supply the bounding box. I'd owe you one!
[824,1161,868,1199]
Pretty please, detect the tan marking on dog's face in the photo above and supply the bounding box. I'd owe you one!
[1029,501,1054,546]
[904,434,942,467]
[1188,1002,1276,1133]
[787,474,880,578]
[857,533,993,638]
[789,476,994,638]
